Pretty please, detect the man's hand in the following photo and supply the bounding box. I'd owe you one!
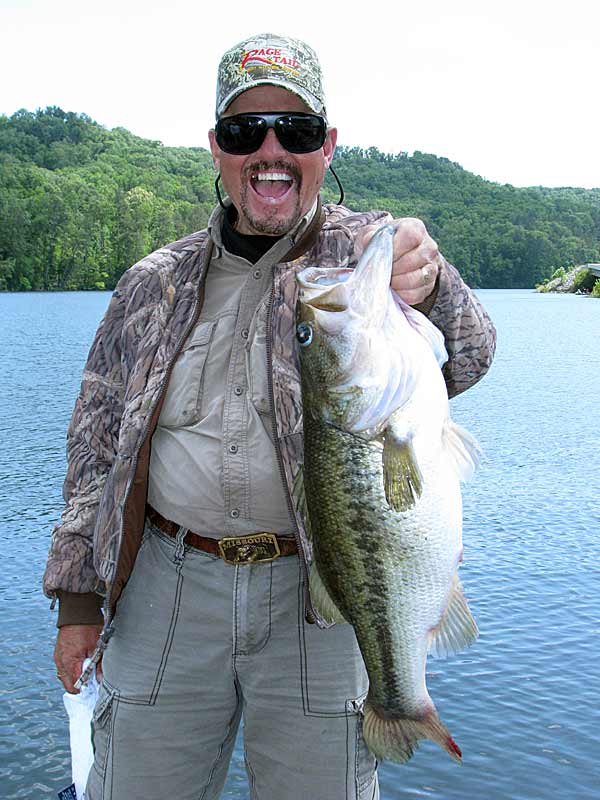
[54,624,104,694]
[359,218,443,306]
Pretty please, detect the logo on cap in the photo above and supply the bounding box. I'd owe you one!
[240,47,301,75]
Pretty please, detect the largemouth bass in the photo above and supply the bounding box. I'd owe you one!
[296,224,480,764]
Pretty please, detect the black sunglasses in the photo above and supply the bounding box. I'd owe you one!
[215,112,328,155]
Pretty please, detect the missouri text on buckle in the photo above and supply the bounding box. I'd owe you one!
[218,533,281,564]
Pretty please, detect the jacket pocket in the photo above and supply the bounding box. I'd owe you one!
[158,320,216,427]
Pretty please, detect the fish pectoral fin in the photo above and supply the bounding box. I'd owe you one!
[442,419,481,483]
[382,432,423,512]
[308,563,348,625]
[428,574,479,658]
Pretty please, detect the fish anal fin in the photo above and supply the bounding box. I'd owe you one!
[362,702,462,764]
[428,574,479,658]
[382,431,423,512]
[308,563,347,625]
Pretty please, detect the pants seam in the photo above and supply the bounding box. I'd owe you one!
[236,562,274,656]
[233,564,240,655]
[195,719,235,800]
[149,568,184,703]
[244,744,258,800]
[108,694,118,800]
[346,710,351,800]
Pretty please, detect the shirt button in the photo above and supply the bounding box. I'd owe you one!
[253,269,262,279]
[230,508,240,519]
[233,385,243,396]
[228,443,238,454]
[241,328,249,339]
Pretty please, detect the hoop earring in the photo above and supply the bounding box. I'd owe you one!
[329,164,345,206]
[215,174,227,210]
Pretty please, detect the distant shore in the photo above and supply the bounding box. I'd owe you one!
[536,265,600,296]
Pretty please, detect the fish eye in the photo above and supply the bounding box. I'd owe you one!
[296,322,313,347]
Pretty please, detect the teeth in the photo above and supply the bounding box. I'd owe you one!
[254,172,293,182]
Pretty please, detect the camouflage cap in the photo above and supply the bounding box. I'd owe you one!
[216,33,327,118]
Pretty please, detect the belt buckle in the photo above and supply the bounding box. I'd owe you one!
[218,533,281,565]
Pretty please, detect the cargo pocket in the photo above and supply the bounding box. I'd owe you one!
[89,684,118,791]
[298,591,369,716]
[347,697,378,799]
[158,319,216,427]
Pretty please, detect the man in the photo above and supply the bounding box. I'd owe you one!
[45,33,496,800]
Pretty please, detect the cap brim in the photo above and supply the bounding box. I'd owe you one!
[217,80,324,117]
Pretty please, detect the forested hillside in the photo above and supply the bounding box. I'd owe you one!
[2,107,599,291]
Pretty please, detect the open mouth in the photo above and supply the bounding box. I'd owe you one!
[250,170,295,201]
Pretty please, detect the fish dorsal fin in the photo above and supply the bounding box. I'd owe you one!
[428,574,479,658]
[308,563,348,625]
[442,419,481,482]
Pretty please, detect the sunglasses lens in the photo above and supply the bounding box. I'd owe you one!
[216,114,326,155]
[275,115,327,153]
[216,116,267,155]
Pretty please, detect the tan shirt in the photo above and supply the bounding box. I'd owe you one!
[148,203,316,537]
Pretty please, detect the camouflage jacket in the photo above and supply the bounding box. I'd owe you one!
[43,203,496,628]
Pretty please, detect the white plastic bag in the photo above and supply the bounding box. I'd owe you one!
[62,659,100,800]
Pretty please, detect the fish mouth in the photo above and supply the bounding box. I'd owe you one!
[297,267,354,311]
[298,225,395,314]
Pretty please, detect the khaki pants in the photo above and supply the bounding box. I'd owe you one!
[86,520,379,800]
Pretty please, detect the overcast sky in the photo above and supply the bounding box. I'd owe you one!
[2,0,598,189]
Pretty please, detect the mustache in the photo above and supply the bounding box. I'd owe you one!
[243,160,302,184]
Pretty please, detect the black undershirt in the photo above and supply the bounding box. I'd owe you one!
[221,205,283,264]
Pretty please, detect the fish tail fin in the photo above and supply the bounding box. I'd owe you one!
[362,701,462,764]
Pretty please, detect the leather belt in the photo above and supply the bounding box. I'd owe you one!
[146,505,298,565]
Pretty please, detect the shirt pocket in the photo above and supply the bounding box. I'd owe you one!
[158,320,216,427]
[245,297,271,416]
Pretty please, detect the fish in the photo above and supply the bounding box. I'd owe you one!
[296,223,480,764]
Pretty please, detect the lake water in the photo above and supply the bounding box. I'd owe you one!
[0,289,598,799]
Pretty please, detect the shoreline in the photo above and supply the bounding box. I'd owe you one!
[536,264,600,297]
